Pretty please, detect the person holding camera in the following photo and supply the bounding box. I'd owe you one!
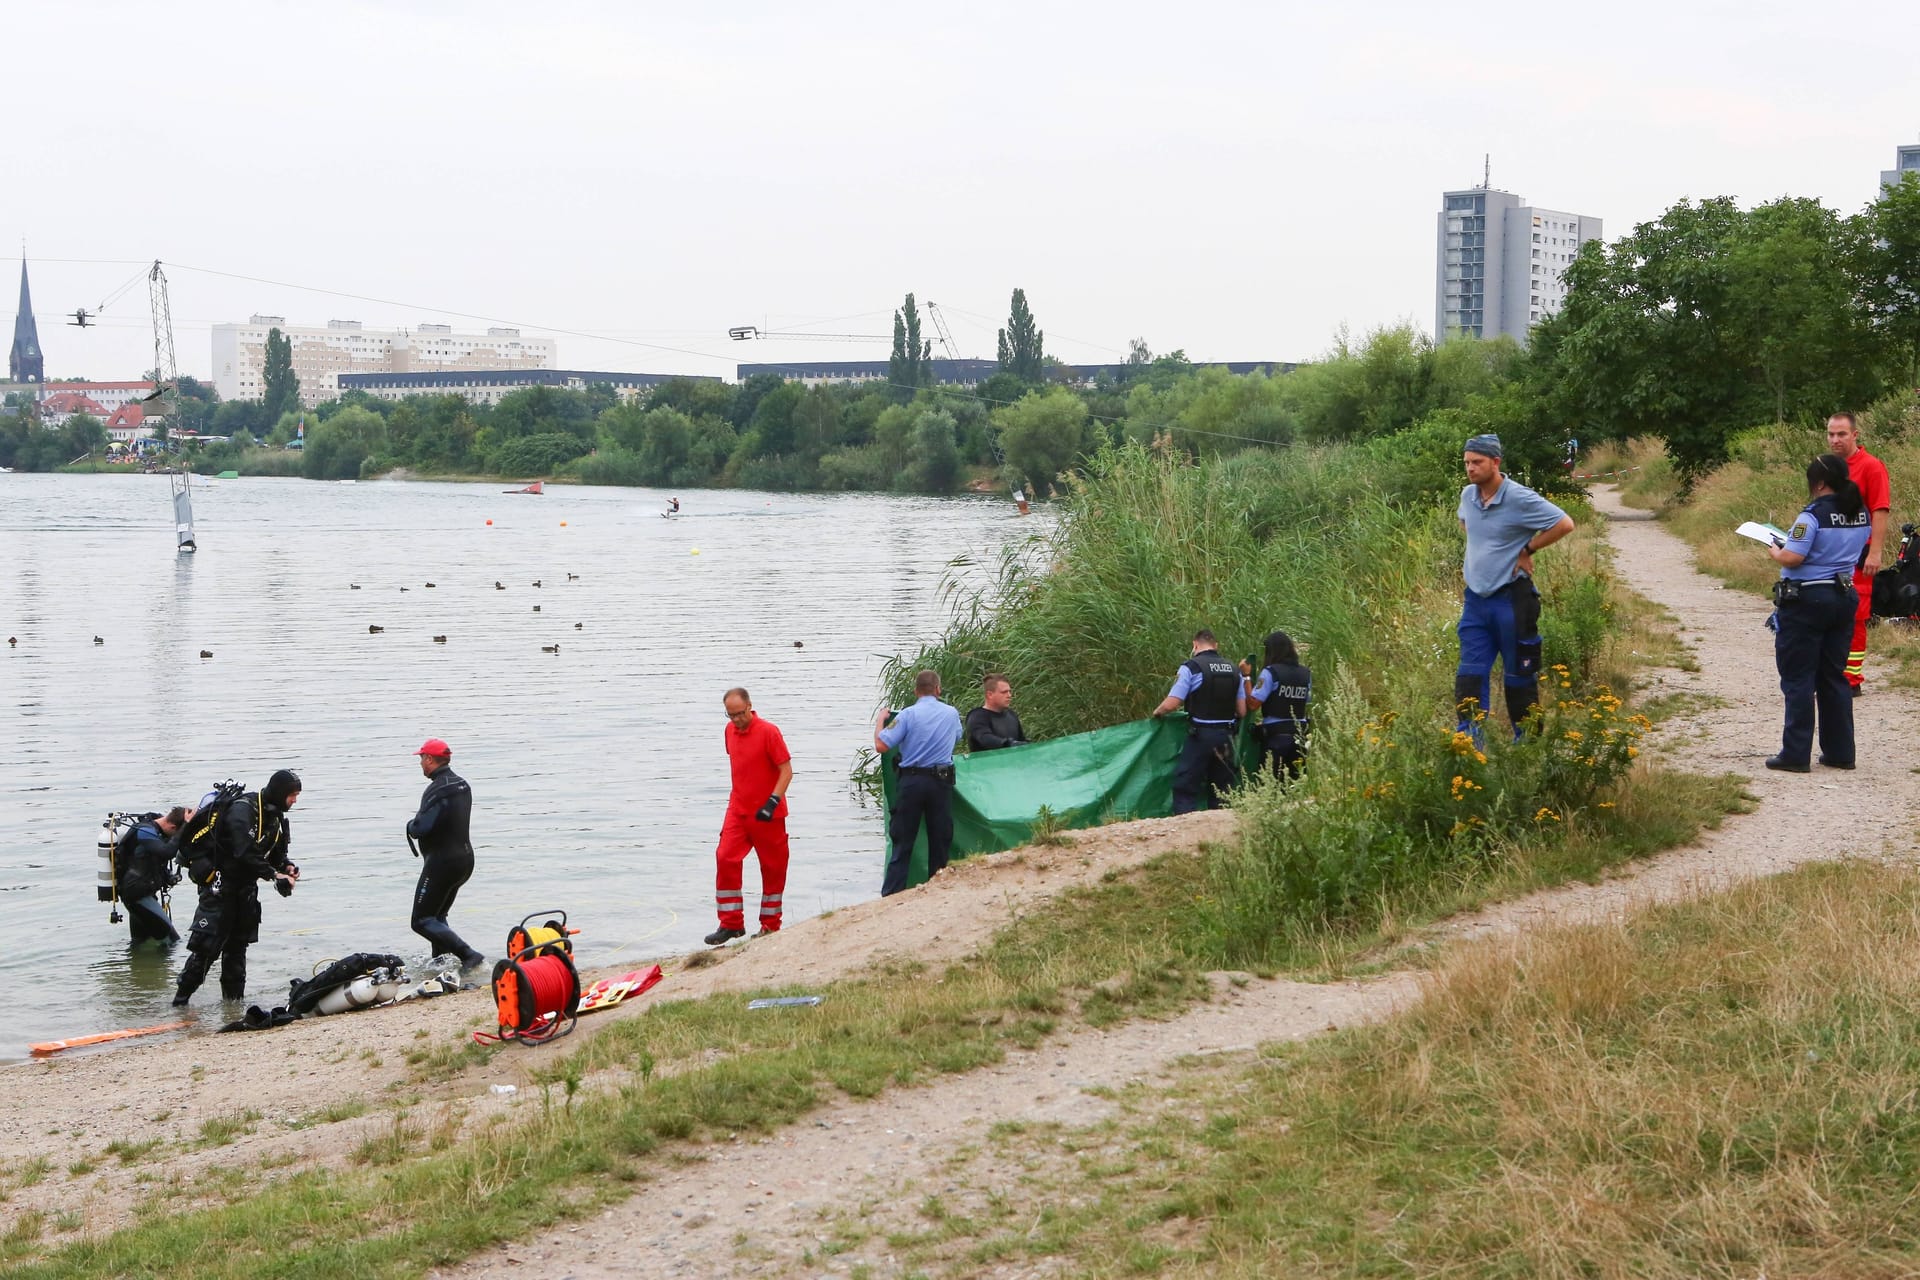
[172,770,302,1006]
[706,688,794,945]
[876,670,963,897]
[406,739,485,970]
[1765,454,1872,773]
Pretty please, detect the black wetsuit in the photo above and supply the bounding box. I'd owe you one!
[407,764,482,966]
[964,705,1027,752]
[120,820,181,944]
[174,795,292,1004]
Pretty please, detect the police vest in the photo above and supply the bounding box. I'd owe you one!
[1182,650,1241,722]
[1260,663,1311,733]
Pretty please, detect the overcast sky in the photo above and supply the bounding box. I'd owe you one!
[6,0,1917,386]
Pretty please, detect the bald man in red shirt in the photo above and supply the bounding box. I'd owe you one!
[1829,412,1892,694]
[705,687,793,946]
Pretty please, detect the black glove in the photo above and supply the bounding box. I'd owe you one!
[754,794,781,822]
[274,876,294,898]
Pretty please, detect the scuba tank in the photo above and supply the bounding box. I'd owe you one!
[97,817,119,905]
[313,967,403,1015]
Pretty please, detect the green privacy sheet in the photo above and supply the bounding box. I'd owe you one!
[878,714,1259,888]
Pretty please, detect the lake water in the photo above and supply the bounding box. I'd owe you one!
[0,473,1032,1062]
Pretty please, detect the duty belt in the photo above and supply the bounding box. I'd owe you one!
[898,765,953,775]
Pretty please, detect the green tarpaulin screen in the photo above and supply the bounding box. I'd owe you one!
[878,714,1258,888]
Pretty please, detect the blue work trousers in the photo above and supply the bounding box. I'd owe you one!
[882,770,954,896]
[1456,584,1541,733]
[1172,723,1238,814]
[1775,585,1855,767]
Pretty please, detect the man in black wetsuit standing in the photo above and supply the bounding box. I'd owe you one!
[407,738,485,971]
[173,770,302,1006]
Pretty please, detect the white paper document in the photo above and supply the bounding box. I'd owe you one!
[1735,520,1788,548]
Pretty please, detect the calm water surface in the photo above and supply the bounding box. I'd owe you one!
[0,473,1033,1062]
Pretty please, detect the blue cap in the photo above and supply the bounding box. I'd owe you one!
[1464,433,1503,459]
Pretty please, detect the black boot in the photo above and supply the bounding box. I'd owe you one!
[174,951,211,1006]
[1504,681,1540,737]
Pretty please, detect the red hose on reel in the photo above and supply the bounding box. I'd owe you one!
[474,948,580,1046]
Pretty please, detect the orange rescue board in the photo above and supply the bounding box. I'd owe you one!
[31,1020,192,1056]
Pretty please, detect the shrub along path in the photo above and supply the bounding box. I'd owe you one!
[441,485,1920,1280]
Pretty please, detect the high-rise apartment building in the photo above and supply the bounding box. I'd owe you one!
[1882,142,1920,191]
[211,318,557,407]
[1436,186,1601,344]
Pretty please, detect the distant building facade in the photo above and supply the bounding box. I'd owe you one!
[38,380,157,415]
[1437,186,1601,343]
[737,359,1297,388]
[212,318,558,408]
[338,368,713,407]
[103,403,152,443]
[10,259,43,384]
[738,358,1000,388]
[1883,142,1920,191]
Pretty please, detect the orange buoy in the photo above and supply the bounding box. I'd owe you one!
[485,519,493,526]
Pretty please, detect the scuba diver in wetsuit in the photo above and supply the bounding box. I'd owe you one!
[407,739,485,970]
[120,807,189,944]
[172,770,302,1007]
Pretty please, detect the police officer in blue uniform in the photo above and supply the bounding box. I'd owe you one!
[1152,629,1246,814]
[1456,433,1575,740]
[1244,630,1311,779]
[875,669,964,896]
[1765,454,1872,772]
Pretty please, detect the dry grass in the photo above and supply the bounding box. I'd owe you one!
[946,859,1920,1277]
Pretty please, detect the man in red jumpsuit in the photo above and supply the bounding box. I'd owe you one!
[1828,411,1892,695]
[705,687,793,946]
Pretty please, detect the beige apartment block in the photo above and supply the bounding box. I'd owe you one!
[211,318,557,408]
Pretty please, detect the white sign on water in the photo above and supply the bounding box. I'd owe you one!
[0,474,1034,1061]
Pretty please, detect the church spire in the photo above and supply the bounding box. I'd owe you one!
[11,255,45,384]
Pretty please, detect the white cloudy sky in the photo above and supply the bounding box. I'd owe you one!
[5,0,1916,385]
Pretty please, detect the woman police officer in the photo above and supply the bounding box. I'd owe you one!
[1765,454,1872,772]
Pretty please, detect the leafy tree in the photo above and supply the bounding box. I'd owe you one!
[61,412,107,460]
[491,432,590,476]
[261,328,300,422]
[996,288,1046,383]
[649,377,737,421]
[745,381,805,456]
[791,385,841,457]
[212,398,269,441]
[889,293,931,398]
[1544,195,1888,478]
[492,386,595,443]
[1860,173,1920,385]
[729,373,789,429]
[993,388,1088,496]
[904,409,962,492]
[637,407,695,483]
[302,406,387,480]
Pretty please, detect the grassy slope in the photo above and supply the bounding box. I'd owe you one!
[905,859,1920,1278]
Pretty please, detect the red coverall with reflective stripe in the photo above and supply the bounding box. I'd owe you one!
[1847,448,1892,689]
[714,715,791,932]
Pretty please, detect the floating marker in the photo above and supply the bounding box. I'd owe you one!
[560,521,568,527]
[690,548,700,556]
[485,519,493,526]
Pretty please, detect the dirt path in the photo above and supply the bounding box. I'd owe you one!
[440,486,1920,1280]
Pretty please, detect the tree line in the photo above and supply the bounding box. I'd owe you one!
[10,172,1918,492]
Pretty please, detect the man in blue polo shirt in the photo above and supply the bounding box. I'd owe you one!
[875,669,964,896]
[1152,628,1247,814]
[1457,434,1574,739]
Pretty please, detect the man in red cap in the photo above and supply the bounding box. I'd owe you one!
[706,688,792,946]
[406,738,484,970]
